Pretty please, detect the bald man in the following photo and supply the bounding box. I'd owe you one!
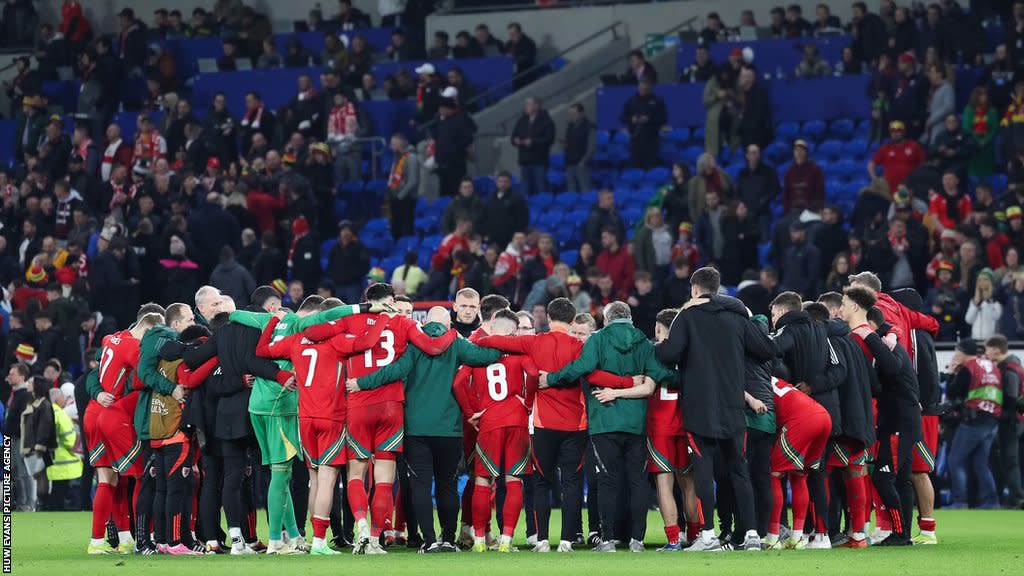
[347,305,501,553]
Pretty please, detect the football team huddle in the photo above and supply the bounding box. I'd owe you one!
[82,266,956,556]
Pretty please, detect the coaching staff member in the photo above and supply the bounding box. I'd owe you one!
[654,267,776,552]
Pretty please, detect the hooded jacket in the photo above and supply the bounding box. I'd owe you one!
[655,295,777,438]
[547,319,676,435]
[356,322,499,437]
[773,310,842,435]
[826,319,876,446]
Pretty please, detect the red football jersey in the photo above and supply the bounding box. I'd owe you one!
[97,330,141,397]
[458,356,539,433]
[477,327,587,432]
[771,378,829,429]
[258,315,389,421]
[304,314,455,409]
[647,381,683,436]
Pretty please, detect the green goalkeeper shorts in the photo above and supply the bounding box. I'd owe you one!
[250,414,302,465]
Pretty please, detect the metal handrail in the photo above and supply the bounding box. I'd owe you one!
[588,14,700,83]
[442,0,639,15]
[415,20,622,134]
[353,136,388,180]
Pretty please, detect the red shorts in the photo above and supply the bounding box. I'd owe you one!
[474,427,531,478]
[825,436,867,469]
[301,417,348,468]
[89,393,143,477]
[463,421,478,460]
[346,401,403,460]
[912,415,938,473]
[771,418,830,473]
[647,435,691,473]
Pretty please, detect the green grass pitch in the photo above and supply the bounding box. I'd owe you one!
[10,509,1024,575]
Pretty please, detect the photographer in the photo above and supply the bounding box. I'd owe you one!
[983,335,1024,508]
[945,339,1001,508]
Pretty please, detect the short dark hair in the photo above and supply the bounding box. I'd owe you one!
[867,306,885,327]
[319,297,343,311]
[986,334,1010,354]
[817,291,843,311]
[31,377,50,399]
[803,302,830,322]
[480,294,511,323]
[771,291,803,314]
[508,22,522,33]
[656,309,677,330]
[299,295,325,312]
[11,363,31,381]
[210,311,231,331]
[690,267,720,294]
[492,308,519,326]
[635,271,652,283]
[165,303,191,327]
[138,302,166,319]
[251,286,281,308]
[547,297,577,324]
[365,282,394,303]
[394,294,413,305]
[180,324,211,343]
[844,285,878,312]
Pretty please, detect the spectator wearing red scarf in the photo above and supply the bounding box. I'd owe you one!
[964,86,999,177]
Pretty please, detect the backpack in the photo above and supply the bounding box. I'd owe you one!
[149,358,183,440]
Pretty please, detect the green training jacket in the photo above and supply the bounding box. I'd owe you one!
[547,319,676,436]
[133,324,180,440]
[357,322,500,437]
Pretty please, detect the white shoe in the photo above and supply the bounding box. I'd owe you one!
[869,529,891,546]
[628,539,645,553]
[532,540,551,552]
[807,534,831,550]
[289,536,311,552]
[684,535,723,552]
[365,540,388,555]
[557,540,573,552]
[266,540,302,555]
[353,520,371,555]
[526,534,538,547]
[230,543,256,555]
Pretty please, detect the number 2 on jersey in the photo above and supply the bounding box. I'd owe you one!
[363,329,396,369]
[486,363,508,401]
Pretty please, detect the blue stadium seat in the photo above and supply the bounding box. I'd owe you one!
[596,130,611,146]
[764,141,789,165]
[619,168,644,186]
[320,238,336,271]
[334,199,348,223]
[632,186,656,205]
[422,234,442,248]
[828,118,855,140]
[719,146,734,164]
[621,207,643,227]
[580,190,599,206]
[802,120,827,141]
[817,139,843,162]
[554,191,580,208]
[539,212,563,230]
[613,188,631,207]
[548,169,567,190]
[833,158,859,180]
[613,130,630,145]
[560,250,578,267]
[414,214,439,235]
[985,173,1008,192]
[725,161,743,183]
[394,236,419,255]
[843,138,868,156]
[550,152,565,168]
[681,146,704,166]
[417,249,433,271]
[665,127,690,145]
[474,176,496,195]
[644,167,669,184]
[692,126,705,141]
[775,121,800,141]
[380,256,403,275]
[532,192,554,211]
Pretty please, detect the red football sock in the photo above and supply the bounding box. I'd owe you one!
[769,475,784,535]
[461,482,474,526]
[113,482,130,532]
[844,470,867,534]
[394,487,406,533]
[686,522,701,542]
[370,483,393,537]
[664,524,681,545]
[347,479,368,522]
[473,483,492,538]
[246,510,258,541]
[501,480,522,538]
[918,517,936,532]
[312,515,330,540]
[790,473,809,533]
[92,482,114,539]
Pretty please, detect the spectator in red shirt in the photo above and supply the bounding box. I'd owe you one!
[432,216,472,271]
[868,120,925,193]
[596,226,636,295]
[927,171,973,235]
[979,216,1012,269]
[245,178,286,233]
